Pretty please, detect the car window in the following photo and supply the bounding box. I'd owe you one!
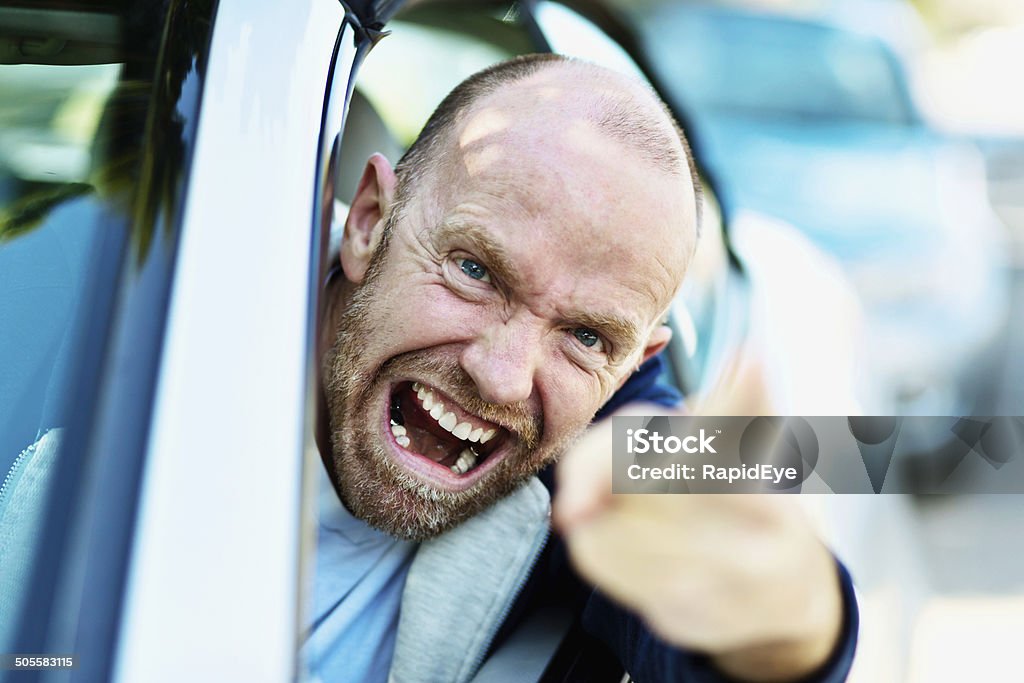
[0,6,157,652]
[0,1,213,669]
[0,56,120,452]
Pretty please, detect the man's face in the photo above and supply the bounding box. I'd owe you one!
[323,92,695,540]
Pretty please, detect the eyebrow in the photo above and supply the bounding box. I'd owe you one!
[434,218,523,290]
[569,311,643,359]
[432,217,645,358]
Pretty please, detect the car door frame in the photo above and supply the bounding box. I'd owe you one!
[112,2,369,681]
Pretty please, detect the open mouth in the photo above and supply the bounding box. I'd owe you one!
[389,381,509,476]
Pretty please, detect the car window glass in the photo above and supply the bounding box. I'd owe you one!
[0,4,162,652]
[0,58,120,451]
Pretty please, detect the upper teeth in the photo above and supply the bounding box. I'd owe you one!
[439,412,457,431]
[412,382,496,444]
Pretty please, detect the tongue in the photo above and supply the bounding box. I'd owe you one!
[394,385,465,466]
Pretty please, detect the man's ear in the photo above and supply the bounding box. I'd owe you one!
[340,153,397,283]
[641,324,672,365]
[615,324,673,391]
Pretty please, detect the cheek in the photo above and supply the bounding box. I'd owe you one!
[368,277,489,359]
[537,369,608,441]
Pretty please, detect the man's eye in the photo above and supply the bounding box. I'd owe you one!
[458,258,491,283]
[573,328,604,352]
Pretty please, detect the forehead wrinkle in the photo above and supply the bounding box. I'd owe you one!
[651,249,687,305]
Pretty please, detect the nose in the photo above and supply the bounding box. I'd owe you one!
[460,317,542,405]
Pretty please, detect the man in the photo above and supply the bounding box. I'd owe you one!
[308,54,857,682]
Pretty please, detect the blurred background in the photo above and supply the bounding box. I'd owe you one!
[628,1,1024,681]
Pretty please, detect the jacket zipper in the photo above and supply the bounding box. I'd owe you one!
[0,436,42,519]
[468,521,552,677]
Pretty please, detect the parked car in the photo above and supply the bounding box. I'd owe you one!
[622,1,1011,416]
[0,1,865,681]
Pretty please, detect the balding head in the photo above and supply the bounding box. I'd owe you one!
[393,54,702,236]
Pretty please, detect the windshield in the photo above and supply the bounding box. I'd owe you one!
[644,7,913,125]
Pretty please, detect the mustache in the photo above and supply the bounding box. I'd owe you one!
[378,351,543,450]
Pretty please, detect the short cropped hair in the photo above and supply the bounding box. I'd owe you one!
[393,53,704,234]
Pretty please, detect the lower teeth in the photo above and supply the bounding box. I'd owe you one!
[451,447,478,475]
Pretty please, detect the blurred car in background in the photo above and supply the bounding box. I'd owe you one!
[975,134,1024,262]
[622,1,1011,416]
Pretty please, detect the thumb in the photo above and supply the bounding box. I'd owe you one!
[553,420,615,533]
[554,402,677,533]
